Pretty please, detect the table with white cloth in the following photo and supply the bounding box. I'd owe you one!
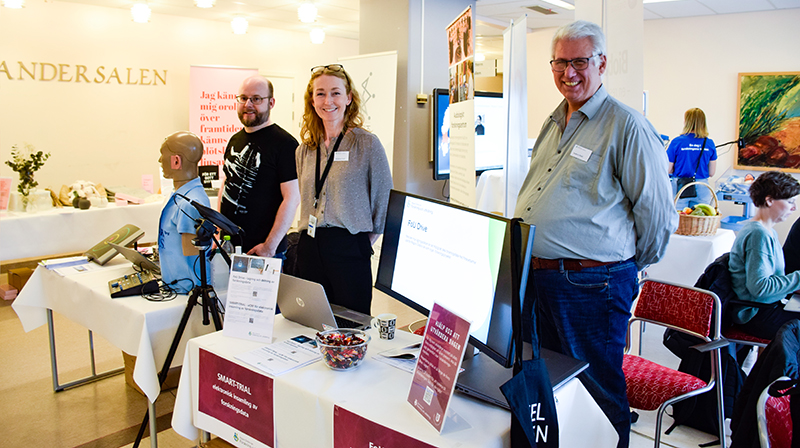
[172,316,618,448]
[645,228,736,287]
[12,259,216,400]
[0,199,165,262]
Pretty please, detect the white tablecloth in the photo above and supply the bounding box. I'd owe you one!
[11,259,216,401]
[172,317,618,448]
[645,229,736,287]
[0,200,165,262]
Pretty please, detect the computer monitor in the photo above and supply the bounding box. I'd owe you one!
[375,190,534,367]
[431,88,507,181]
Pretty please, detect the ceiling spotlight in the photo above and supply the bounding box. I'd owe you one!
[310,27,325,44]
[298,2,317,23]
[194,0,215,8]
[131,3,151,23]
[2,0,25,8]
[475,53,486,62]
[231,16,249,34]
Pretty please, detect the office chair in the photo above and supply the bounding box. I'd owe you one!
[757,376,793,448]
[623,279,727,447]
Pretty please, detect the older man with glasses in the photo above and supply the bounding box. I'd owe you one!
[514,20,677,448]
[218,75,300,259]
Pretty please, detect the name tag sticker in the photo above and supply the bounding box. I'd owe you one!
[308,215,317,238]
[334,151,349,162]
[570,145,592,162]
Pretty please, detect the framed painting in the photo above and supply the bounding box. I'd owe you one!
[735,72,800,172]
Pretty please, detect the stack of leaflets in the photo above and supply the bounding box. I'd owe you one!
[236,335,322,376]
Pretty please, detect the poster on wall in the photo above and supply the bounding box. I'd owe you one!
[189,66,259,170]
[338,52,398,175]
[735,72,800,172]
[447,6,476,208]
[447,7,475,104]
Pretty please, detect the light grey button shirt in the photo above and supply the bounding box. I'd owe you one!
[514,85,677,270]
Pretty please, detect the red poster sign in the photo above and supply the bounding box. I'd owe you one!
[333,405,436,448]
[407,302,471,432]
[198,348,274,447]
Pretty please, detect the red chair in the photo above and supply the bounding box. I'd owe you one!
[757,376,794,448]
[623,279,727,447]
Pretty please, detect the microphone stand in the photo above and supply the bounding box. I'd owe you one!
[132,218,226,448]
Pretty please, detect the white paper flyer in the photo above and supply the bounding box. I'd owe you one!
[222,254,282,343]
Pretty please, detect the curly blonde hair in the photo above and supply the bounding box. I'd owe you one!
[300,65,363,147]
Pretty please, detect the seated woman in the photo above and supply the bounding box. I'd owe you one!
[729,170,800,340]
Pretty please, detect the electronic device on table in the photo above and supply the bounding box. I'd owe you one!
[375,190,588,408]
[715,169,757,231]
[85,224,144,265]
[430,88,506,181]
[106,242,161,298]
[277,273,372,331]
[109,270,159,298]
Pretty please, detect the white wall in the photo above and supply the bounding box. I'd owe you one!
[0,1,358,192]
[526,8,800,240]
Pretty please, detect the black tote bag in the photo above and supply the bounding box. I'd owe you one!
[500,219,559,447]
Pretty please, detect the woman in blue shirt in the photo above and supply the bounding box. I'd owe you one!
[667,108,717,210]
[729,171,800,340]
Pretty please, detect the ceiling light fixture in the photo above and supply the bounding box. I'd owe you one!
[475,53,486,62]
[3,0,25,8]
[310,27,325,44]
[298,2,317,23]
[231,16,249,34]
[131,3,151,23]
[539,0,575,10]
[194,0,215,8]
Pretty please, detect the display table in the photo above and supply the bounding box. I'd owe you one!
[0,199,165,262]
[12,259,216,402]
[645,228,736,287]
[172,317,618,447]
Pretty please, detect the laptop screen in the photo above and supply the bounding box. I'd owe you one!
[375,190,534,368]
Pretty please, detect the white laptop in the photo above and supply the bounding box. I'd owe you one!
[108,242,161,275]
[277,274,372,331]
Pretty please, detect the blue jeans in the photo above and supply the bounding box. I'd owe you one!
[674,177,713,210]
[525,258,638,448]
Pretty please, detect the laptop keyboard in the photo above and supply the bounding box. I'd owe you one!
[334,315,364,329]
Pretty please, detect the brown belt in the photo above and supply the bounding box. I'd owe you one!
[531,257,617,271]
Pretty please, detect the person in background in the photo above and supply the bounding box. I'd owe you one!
[783,215,800,274]
[294,64,393,315]
[667,108,718,210]
[514,20,677,448]
[158,131,210,294]
[729,171,800,340]
[218,75,300,258]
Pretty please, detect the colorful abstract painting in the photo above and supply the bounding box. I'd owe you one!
[736,72,800,171]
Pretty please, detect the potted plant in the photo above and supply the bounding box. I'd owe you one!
[5,143,50,212]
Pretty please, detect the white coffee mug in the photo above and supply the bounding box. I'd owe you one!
[371,313,397,340]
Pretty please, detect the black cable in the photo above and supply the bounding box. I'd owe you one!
[441,178,450,201]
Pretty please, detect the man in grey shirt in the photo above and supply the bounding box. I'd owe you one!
[514,20,676,448]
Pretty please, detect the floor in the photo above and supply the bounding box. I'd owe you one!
[0,273,740,448]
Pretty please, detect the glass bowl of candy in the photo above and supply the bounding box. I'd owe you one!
[315,329,371,371]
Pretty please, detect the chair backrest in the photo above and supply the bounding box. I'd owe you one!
[635,279,720,340]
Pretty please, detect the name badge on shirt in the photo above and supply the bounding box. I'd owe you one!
[308,214,317,238]
[570,145,592,162]
[334,151,349,162]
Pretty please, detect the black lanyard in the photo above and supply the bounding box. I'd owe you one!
[314,129,346,209]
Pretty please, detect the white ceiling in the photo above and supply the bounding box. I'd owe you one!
[35,0,800,58]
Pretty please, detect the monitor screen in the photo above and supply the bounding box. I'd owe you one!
[375,190,534,367]
[432,88,507,181]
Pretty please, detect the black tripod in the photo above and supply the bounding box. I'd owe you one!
[132,219,227,448]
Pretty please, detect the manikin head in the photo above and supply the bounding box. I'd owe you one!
[159,131,204,189]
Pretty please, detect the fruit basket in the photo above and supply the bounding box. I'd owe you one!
[674,181,721,236]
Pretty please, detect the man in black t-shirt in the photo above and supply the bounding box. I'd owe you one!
[219,75,300,257]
